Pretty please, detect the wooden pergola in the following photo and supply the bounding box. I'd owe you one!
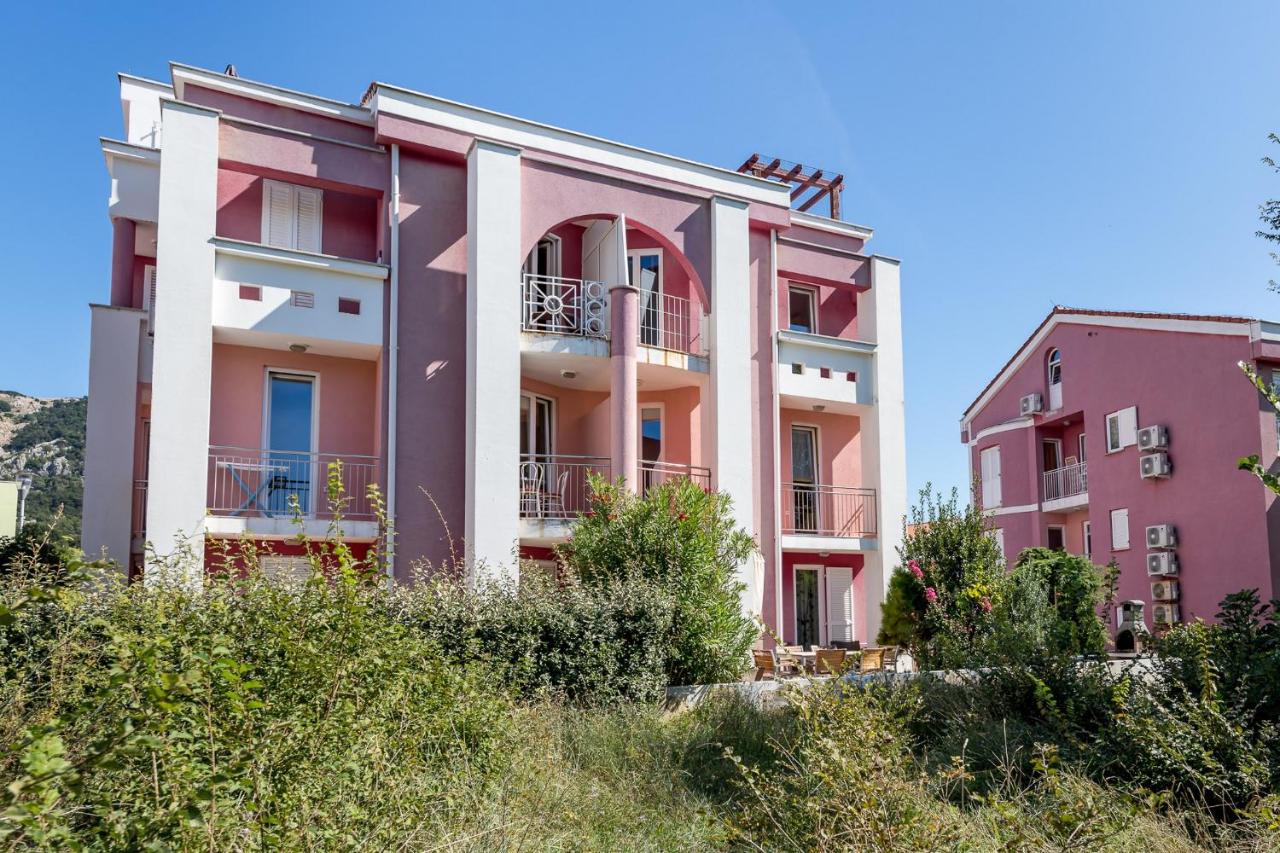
[736,154,845,219]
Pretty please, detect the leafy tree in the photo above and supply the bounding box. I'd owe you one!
[558,476,757,686]
[994,548,1109,661]
[1260,133,1280,291]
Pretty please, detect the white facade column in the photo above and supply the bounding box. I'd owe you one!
[82,305,145,566]
[708,197,761,615]
[145,100,219,582]
[465,139,522,582]
[859,255,907,643]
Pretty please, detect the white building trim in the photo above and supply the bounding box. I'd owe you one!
[170,63,372,125]
[984,503,1039,517]
[967,417,1035,446]
[789,210,874,241]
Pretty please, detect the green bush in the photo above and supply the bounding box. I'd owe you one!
[992,547,1110,662]
[559,476,758,686]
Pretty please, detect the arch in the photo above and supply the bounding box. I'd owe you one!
[1046,347,1062,386]
[522,212,709,309]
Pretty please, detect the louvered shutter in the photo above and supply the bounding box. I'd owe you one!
[1119,407,1138,448]
[825,567,854,643]
[264,180,296,248]
[980,446,1001,508]
[143,265,157,332]
[294,186,322,253]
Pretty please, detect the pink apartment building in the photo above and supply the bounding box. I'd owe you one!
[81,63,907,647]
[962,307,1280,642]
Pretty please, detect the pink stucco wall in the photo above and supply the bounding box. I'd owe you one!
[186,84,377,148]
[215,168,379,261]
[208,344,378,456]
[779,408,863,486]
[966,319,1279,629]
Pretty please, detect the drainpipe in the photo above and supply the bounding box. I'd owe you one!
[386,144,401,581]
[770,228,784,643]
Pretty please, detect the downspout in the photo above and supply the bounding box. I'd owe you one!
[770,228,784,642]
[386,144,401,582]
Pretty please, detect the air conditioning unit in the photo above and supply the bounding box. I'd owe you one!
[1140,452,1172,479]
[1150,579,1180,601]
[1152,603,1182,626]
[1019,393,1043,416]
[1146,524,1177,549]
[1117,599,1145,629]
[1147,552,1179,576]
[1137,425,1169,451]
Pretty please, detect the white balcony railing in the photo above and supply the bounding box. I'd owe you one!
[207,446,379,521]
[640,292,703,355]
[521,274,608,339]
[519,454,610,519]
[1042,461,1088,502]
[639,460,711,494]
[781,483,878,537]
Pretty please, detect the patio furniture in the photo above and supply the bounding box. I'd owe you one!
[542,468,570,517]
[880,645,899,673]
[831,640,861,652]
[519,461,544,516]
[215,458,287,516]
[752,649,778,681]
[859,647,885,674]
[814,648,848,676]
[780,646,811,674]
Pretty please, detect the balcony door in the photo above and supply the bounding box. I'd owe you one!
[1041,439,1062,473]
[628,250,663,347]
[265,372,316,516]
[794,565,820,649]
[791,425,819,533]
[639,405,662,493]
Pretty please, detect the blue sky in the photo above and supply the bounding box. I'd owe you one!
[3,1,1278,502]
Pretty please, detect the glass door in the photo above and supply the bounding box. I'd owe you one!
[639,406,662,493]
[791,426,819,533]
[795,568,819,649]
[628,251,662,347]
[266,373,315,516]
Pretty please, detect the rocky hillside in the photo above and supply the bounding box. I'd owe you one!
[0,391,86,537]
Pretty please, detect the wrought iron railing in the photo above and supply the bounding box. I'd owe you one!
[520,274,608,339]
[781,483,877,537]
[1042,461,1088,502]
[639,460,712,495]
[519,453,611,519]
[207,446,379,520]
[639,292,703,355]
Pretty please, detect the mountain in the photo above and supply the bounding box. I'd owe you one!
[0,391,86,538]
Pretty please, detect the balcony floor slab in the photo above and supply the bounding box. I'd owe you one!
[779,534,878,553]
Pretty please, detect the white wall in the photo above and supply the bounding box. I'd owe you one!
[708,197,761,616]
[81,306,144,566]
[465,139,522,581]
[858,256,907,642]
[145,100,219,582]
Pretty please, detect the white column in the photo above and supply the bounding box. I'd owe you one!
[82,305,144,567]
[858,255,907,643]
[708,196,760,616]
[465,139,522,582]
[145,100,219,583]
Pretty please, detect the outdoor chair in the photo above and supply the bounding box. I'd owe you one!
[814,648,848,676]
[831,640,861,652]
[542,469,570,517]
[859,648,885,675]
[880,645,899,673]
[519,461,544,517]
[752,649,777,681]
[778,646,806,675]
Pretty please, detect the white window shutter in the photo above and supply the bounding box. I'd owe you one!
[264,180,295,248]
[294,186,322,253]
[980,446,1002,508]
[825,567,854,643]
[1111,508,1129,550]
[142,265,157,331]
[1119,407,1138,448]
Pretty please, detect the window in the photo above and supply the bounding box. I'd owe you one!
[980,445,1002,508]
[264,372,317,515]
[791,426,819,532]
[1110,508,1130,551]
[262,179,322,253]
[519,393,555,457]
[1046,348,1062,385]
[1082,520,1092,559]
[1078,433,1087,463]
[1046,525,1066,551]
[1105,407,1138,453]
[523,235,561,279]
[628,250,663,346]
[788,285,817,333]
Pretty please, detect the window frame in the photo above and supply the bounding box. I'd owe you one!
[1046,524,1066,551]
[1105,407,1138,454]
[787,284,819,334]
[523,234,562,279]
[1082,520,1092,559]
[519,392,556,458]
[1110,507,1130,551]
[1046,348,1062,386]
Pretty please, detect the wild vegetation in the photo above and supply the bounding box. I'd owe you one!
[2,471,1280,850]
[0,392,86,539]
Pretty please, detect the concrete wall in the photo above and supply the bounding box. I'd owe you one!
[0,482,16,540]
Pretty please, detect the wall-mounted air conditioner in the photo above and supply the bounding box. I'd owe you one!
[1020,393,1043,416]
[1147,552,1179,576]
[1150,579,1180,601]
[1140,452,1171,479]
[1137,425,1169,451]
[1152,603,1181,626]
[1146,524,1177,549]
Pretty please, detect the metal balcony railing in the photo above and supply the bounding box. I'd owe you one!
[639,460,712,494]
[781,483,878,537]
[639,292,703,355]
[207,446,379,521]
[520,274,608,339]
[519,453,611,520]
[1042,461,1088,502]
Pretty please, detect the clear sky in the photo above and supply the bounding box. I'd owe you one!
[2,1,1278,502]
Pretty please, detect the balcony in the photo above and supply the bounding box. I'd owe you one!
[518,453,609,545]
[776,330,875,414]
[204,446,381,540]
[519,274,706,360]
[639,460,711,494]
[780,483,878,552]
[211,239,388,359]
[1042,461,1088,511]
